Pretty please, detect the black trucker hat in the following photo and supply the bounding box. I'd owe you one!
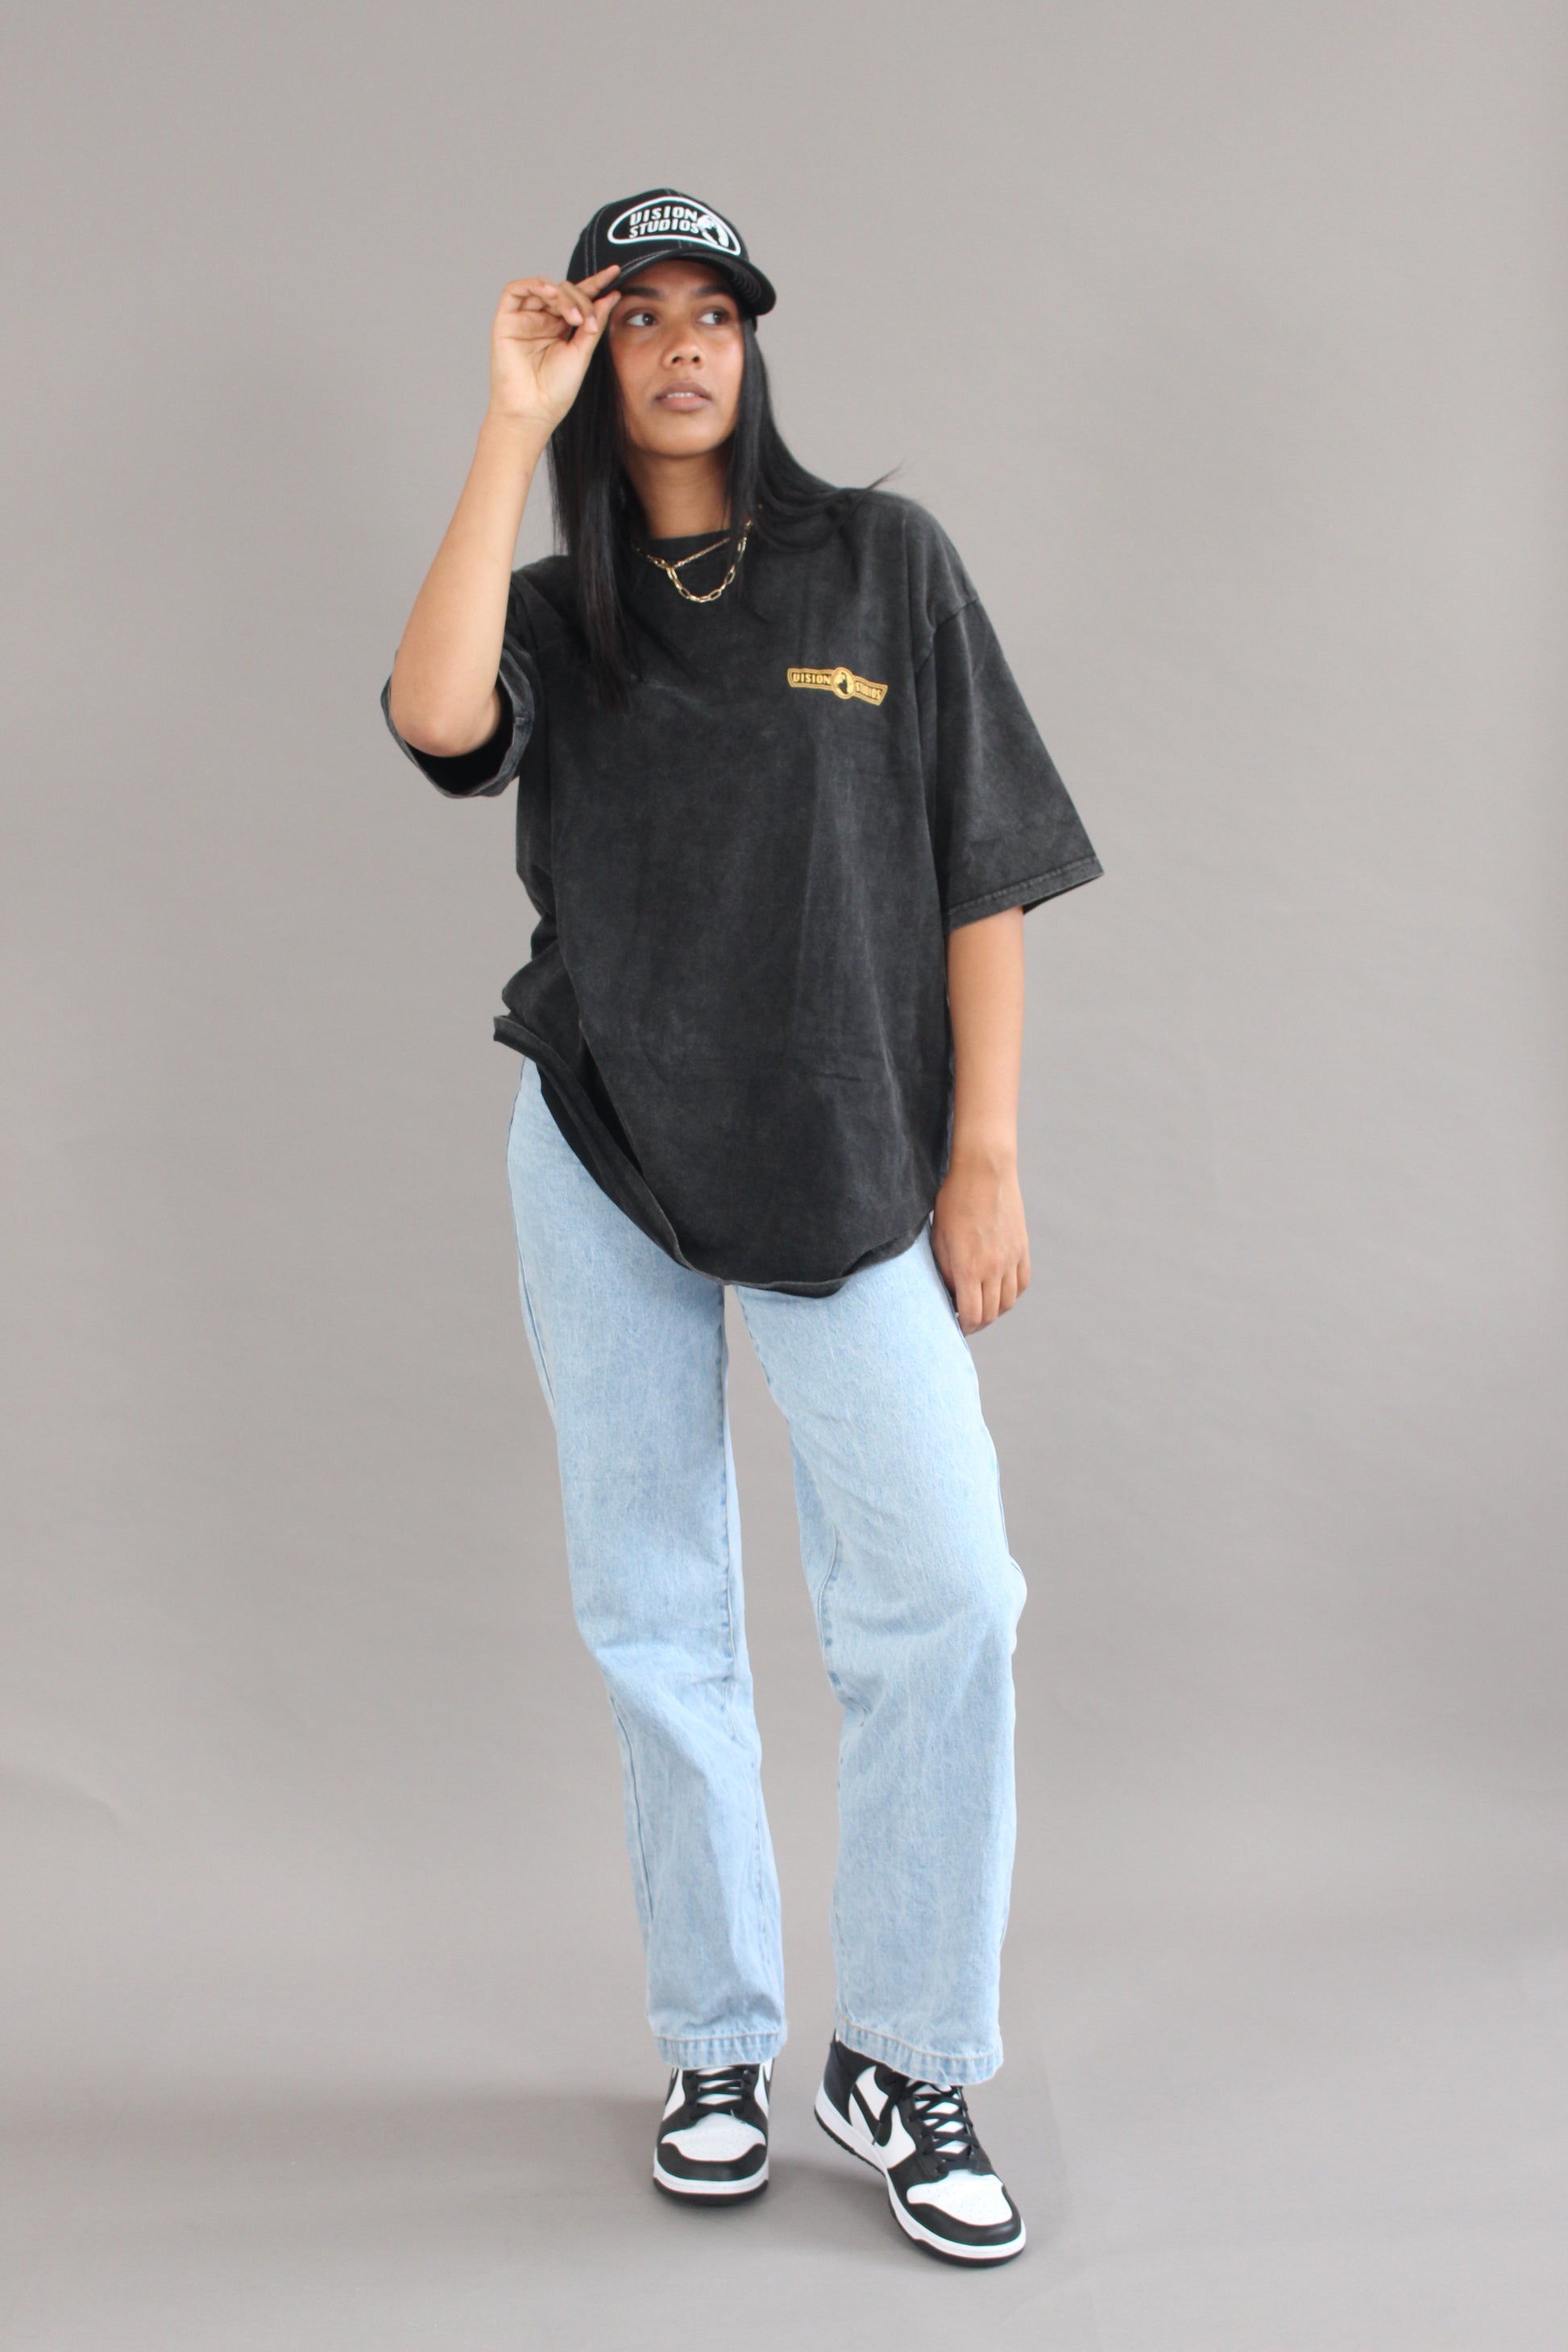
[566,188,776,317]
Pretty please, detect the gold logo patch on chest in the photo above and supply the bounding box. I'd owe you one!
[786,665,888,706]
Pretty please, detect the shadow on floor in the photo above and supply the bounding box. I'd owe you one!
[0,2077,1093,2351]
[4,2077,1053,2253]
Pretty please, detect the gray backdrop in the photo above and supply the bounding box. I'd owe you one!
[2,2,1564,2346]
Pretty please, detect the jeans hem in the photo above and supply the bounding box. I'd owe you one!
[834,2014,1002,2087]
[653,2029,788,2067]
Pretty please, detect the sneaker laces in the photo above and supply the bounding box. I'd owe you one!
[905,2079,981,2167]
[685,2063,757,2114]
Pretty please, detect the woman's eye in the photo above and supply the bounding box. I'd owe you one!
[619,304,729,327]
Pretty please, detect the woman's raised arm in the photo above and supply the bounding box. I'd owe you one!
[387,267,622,756]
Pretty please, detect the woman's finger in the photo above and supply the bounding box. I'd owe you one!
[498,278,590,332]
[551,276,613,329]
[558,273,623,331]
[500,265,618,303]
[498,277,565,306]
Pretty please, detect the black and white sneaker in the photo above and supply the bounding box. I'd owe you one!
[653,2061,772,2201]
[815,2037,1025,2263]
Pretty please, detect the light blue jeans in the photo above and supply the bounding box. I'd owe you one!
[505,1053,1027,2084]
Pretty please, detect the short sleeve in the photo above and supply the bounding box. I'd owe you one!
[917,595,1102,929]
[380,620,541,800]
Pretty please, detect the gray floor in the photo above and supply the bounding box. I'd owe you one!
[3,1303,1563,2351]
[4,1914,1563,2349]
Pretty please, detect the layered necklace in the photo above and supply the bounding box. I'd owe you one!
[638,517,752,605]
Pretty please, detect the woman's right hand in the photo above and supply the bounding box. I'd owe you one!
[489,267,623,431]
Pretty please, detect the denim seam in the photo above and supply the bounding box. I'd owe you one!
[716,1311,774,1954]
[514,1255,556,1419]
[815,1513,851,2003]
[654,2031,787,2065]
[604,1688,656,1939]
[833,2015,1004,2085]
[507,1069,558,1421]
[736,1290,832,2008]
[716,1312,742,1711]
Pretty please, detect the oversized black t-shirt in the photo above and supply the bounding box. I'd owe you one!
[380,489,1101,1296]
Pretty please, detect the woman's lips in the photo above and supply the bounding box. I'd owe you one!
[656,385,711,407]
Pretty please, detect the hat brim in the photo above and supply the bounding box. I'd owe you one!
[602,246,776,317]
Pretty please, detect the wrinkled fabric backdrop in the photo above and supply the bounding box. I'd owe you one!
[2,3,1563,2346]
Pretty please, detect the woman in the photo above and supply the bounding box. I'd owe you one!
[382,186,1101,2267]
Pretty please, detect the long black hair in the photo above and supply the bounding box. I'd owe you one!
[547,315,877,710]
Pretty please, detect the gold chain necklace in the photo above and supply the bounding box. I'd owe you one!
[638,518,752,604]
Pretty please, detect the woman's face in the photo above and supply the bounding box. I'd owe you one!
[606,256,746,461]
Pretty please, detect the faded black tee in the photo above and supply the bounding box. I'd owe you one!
[380,490,1101,1296]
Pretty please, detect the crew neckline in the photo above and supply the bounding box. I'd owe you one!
[644,529,740,552]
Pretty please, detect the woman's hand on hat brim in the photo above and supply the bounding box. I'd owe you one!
[489,267,623,430]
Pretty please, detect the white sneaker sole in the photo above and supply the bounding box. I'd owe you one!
[653,2153,769,2201]
[813,2086,1026,2264]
